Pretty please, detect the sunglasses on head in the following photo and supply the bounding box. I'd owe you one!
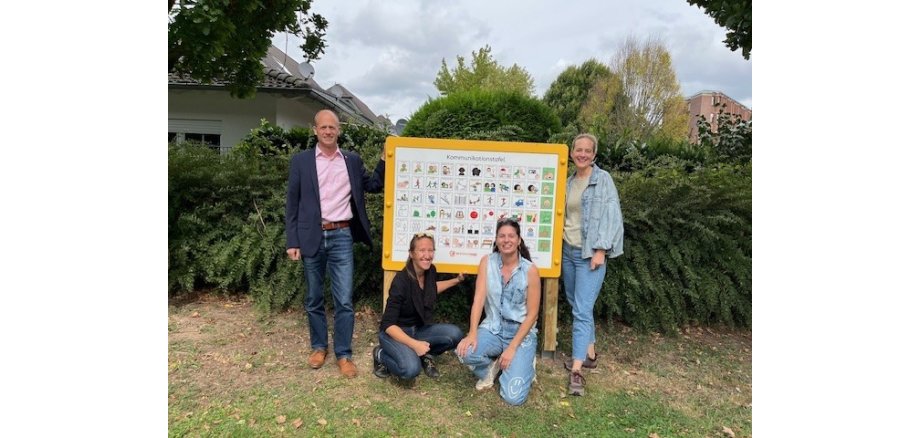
[414,231,434,238]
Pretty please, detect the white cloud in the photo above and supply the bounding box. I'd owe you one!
[274,0,752,119]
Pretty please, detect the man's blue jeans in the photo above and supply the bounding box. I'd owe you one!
[302,228,355,359]
[378,324,463,379]
[457,320,537,406]
[561,241,606,362]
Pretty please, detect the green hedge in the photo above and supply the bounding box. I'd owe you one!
[168,121,390,312]
[402,89,562,142]
[169,122,750,331]
[601,162,751,330]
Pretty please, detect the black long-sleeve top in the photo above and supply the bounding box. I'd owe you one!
[380,265,438,332]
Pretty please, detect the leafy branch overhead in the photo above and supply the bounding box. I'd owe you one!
[577,37,688,144]
[168,0,328,98]
[687,0,752,59]
[434,45,535,96]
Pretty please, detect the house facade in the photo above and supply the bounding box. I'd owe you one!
[686,91,752,143]
[169,46,383,152]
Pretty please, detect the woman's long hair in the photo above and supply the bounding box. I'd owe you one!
[491,218,532,262]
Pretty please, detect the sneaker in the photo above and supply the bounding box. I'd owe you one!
[475,359,501,390]
[421,354,440,378]
[373,346,389,379]
[564,353,598,371]
[568,370,586,396]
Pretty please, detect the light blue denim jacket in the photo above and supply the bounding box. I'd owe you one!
[480,252,537,336]
[566,164,624,259]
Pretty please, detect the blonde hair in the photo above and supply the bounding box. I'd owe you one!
[572,133,598,153]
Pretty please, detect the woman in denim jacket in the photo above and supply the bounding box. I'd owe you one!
[456,218,541,405]
[562,133,624,396]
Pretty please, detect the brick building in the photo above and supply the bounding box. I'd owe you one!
[686,91,752,143]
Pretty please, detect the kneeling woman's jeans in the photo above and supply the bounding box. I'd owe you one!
[457,320,537,406]
[378,323,463,379]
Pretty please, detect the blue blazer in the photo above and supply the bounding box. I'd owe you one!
[285,148,385,258]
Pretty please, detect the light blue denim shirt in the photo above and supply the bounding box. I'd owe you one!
[480,252,537,336]
[566,164,624,259]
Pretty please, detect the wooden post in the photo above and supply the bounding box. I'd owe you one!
[541,277,559,358]
[382,270,397,307]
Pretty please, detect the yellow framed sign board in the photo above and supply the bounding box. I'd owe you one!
[381,137,568,278]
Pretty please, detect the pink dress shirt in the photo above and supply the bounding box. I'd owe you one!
[315,147,353,222]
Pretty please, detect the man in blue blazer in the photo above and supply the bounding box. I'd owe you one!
[286,109,386,378]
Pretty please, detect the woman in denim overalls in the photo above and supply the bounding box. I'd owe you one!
[456,218,541,406]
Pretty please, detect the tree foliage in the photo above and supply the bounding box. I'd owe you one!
[168,121,391,311]
[434,45,535,96]
[169,122,750,331]
[696,105,752,164]
[542,59,612,129]
[598,161,752,331]
[687,0,752,59]
[579,37,688,144]
[168,0,328,98]
[402,89,560,143]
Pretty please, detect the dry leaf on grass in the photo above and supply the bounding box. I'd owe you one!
[649,434,661,438]
[721,426,735,437]
[275,415,286,424]
[317,418,328,426]
[292,418,303,429]
[464,411,472,417]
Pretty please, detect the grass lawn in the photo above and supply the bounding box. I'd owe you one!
[169,294,751,437]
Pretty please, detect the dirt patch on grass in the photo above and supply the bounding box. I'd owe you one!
[169,294,752,436]
[170,294,361,397]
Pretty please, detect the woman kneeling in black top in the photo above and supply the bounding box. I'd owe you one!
[375,232,465,380]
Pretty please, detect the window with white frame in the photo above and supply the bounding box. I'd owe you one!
[169,132,221,147]
[168,119,224,152]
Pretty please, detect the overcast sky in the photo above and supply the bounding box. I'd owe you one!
[272,0,752,122]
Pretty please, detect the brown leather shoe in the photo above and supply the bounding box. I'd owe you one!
[337,357,358,378]
[308,349,327,369]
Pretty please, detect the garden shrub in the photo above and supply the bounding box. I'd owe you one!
[599,161,752,331]
[169,115,751,332]
[402,89,562,143]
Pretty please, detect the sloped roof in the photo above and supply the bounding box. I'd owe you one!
[169,45,380,125]
[167,67,318,90]
[685,90,751,112]
[326,83,379,123]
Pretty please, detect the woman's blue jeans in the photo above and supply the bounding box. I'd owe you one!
[561,241,606,362]
[457,320,537,406]
[378,323,463,379]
